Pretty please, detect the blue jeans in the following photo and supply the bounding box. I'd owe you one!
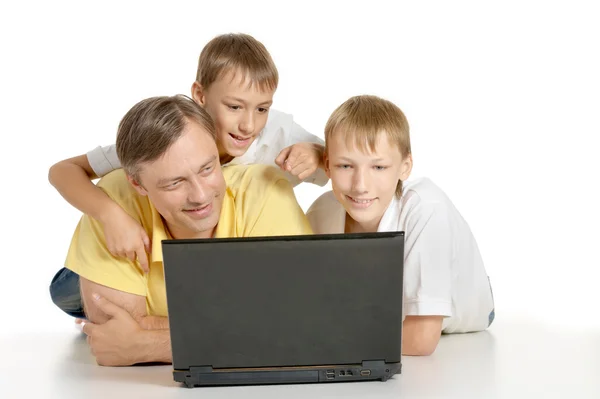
[488,276,495,327]
[49,267,85,318]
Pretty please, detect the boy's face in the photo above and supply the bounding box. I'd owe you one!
[325,132,412,231]
[130,120,226,240]
[192,71,274,160]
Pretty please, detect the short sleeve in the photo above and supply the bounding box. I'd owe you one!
[86,144,122,178]
[402,201,453,318]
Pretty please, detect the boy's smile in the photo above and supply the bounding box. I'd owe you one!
[326,132,411,232]
[192,70,274,161]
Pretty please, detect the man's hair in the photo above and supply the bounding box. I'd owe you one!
[195,33,278,92]
[116,95,216,181]
[324,95,412,197]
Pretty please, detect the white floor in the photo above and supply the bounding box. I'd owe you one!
[1,315,598,399]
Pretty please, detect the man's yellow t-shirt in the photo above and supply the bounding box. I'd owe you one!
[65,164,313,316]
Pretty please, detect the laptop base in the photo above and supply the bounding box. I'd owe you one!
[174,360,401,387]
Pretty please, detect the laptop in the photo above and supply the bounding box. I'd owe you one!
[161,231,404,387]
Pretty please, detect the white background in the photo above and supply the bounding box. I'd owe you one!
[0,0,598,335]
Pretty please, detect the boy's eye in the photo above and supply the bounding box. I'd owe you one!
[257,107,269,113]
[374,166,388,171]
[227,105,241,111]
[336,164,352,169]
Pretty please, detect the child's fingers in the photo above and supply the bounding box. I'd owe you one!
[289,161,315,178]
[275,146,292,168]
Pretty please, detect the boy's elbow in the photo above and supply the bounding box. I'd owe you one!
[402,335,440,356]
[401,315,443,356]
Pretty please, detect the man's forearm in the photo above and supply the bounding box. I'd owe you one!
[139,316,169,330]
[135,329,172,364]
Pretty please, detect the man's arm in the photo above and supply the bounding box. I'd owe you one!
[402,316,443,356]
[80,277,172,366]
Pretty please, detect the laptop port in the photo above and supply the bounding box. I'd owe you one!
[326,370,335,380]
[360,369,371,376]
[339,370,346,376]
[347,370,353,376]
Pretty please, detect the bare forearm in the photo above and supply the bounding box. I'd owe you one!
[48,162,117,222]
[139,316,169,330]
[402,316,443,356]
[136,329,172,364]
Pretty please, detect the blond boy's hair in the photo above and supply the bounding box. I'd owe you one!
[324,95,412,197]
[196,33,278,92]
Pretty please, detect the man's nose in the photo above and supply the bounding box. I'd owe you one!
[188,177,210,204]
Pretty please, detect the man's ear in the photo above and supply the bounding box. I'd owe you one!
[323,151,331,178]
[191,81,207,107]
[399,153,413,181]
[126,175,148,197]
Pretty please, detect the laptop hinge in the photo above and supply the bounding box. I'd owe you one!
[189,366,214,373]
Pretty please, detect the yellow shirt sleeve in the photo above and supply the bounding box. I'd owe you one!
[64,170,149,296]
[226,165,314,237]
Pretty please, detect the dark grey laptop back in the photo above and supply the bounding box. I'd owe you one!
[162,232,404,385]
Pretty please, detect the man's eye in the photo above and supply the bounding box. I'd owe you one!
[257,107,269,113]
[374,166,387,171]
[163,181,180,190]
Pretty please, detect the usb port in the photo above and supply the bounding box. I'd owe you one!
[360,370,371,376]
[326,370,335,380]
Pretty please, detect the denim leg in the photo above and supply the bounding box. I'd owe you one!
[49,267,85,319]
[488,276,495,327]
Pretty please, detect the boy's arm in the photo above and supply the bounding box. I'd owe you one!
[48,153,121,223]
[49,150,151,271]
[401,202,454,356]
[80,277,172,366]
[402,316,443,356]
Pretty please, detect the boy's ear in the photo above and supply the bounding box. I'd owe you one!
[323,151,331,178]
[127,174,148,197]
[191,81,207,107]
[399,153,413,181]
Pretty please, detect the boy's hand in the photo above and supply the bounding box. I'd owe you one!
[100,206,152,273]
[275,142,324,181]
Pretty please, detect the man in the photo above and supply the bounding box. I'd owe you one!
[60,94,312,366]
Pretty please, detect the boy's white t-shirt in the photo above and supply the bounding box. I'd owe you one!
[306,177,494,333]
[86,109,328,187]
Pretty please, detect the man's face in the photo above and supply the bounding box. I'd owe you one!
[326,132,412,232]
[132,120,226,239]
[192,71,275,160]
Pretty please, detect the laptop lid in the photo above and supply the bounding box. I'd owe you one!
[162,232,404,372]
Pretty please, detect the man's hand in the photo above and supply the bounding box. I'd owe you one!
[99,204,152,273]
[80,294,145,366]
[275,142,324,181]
